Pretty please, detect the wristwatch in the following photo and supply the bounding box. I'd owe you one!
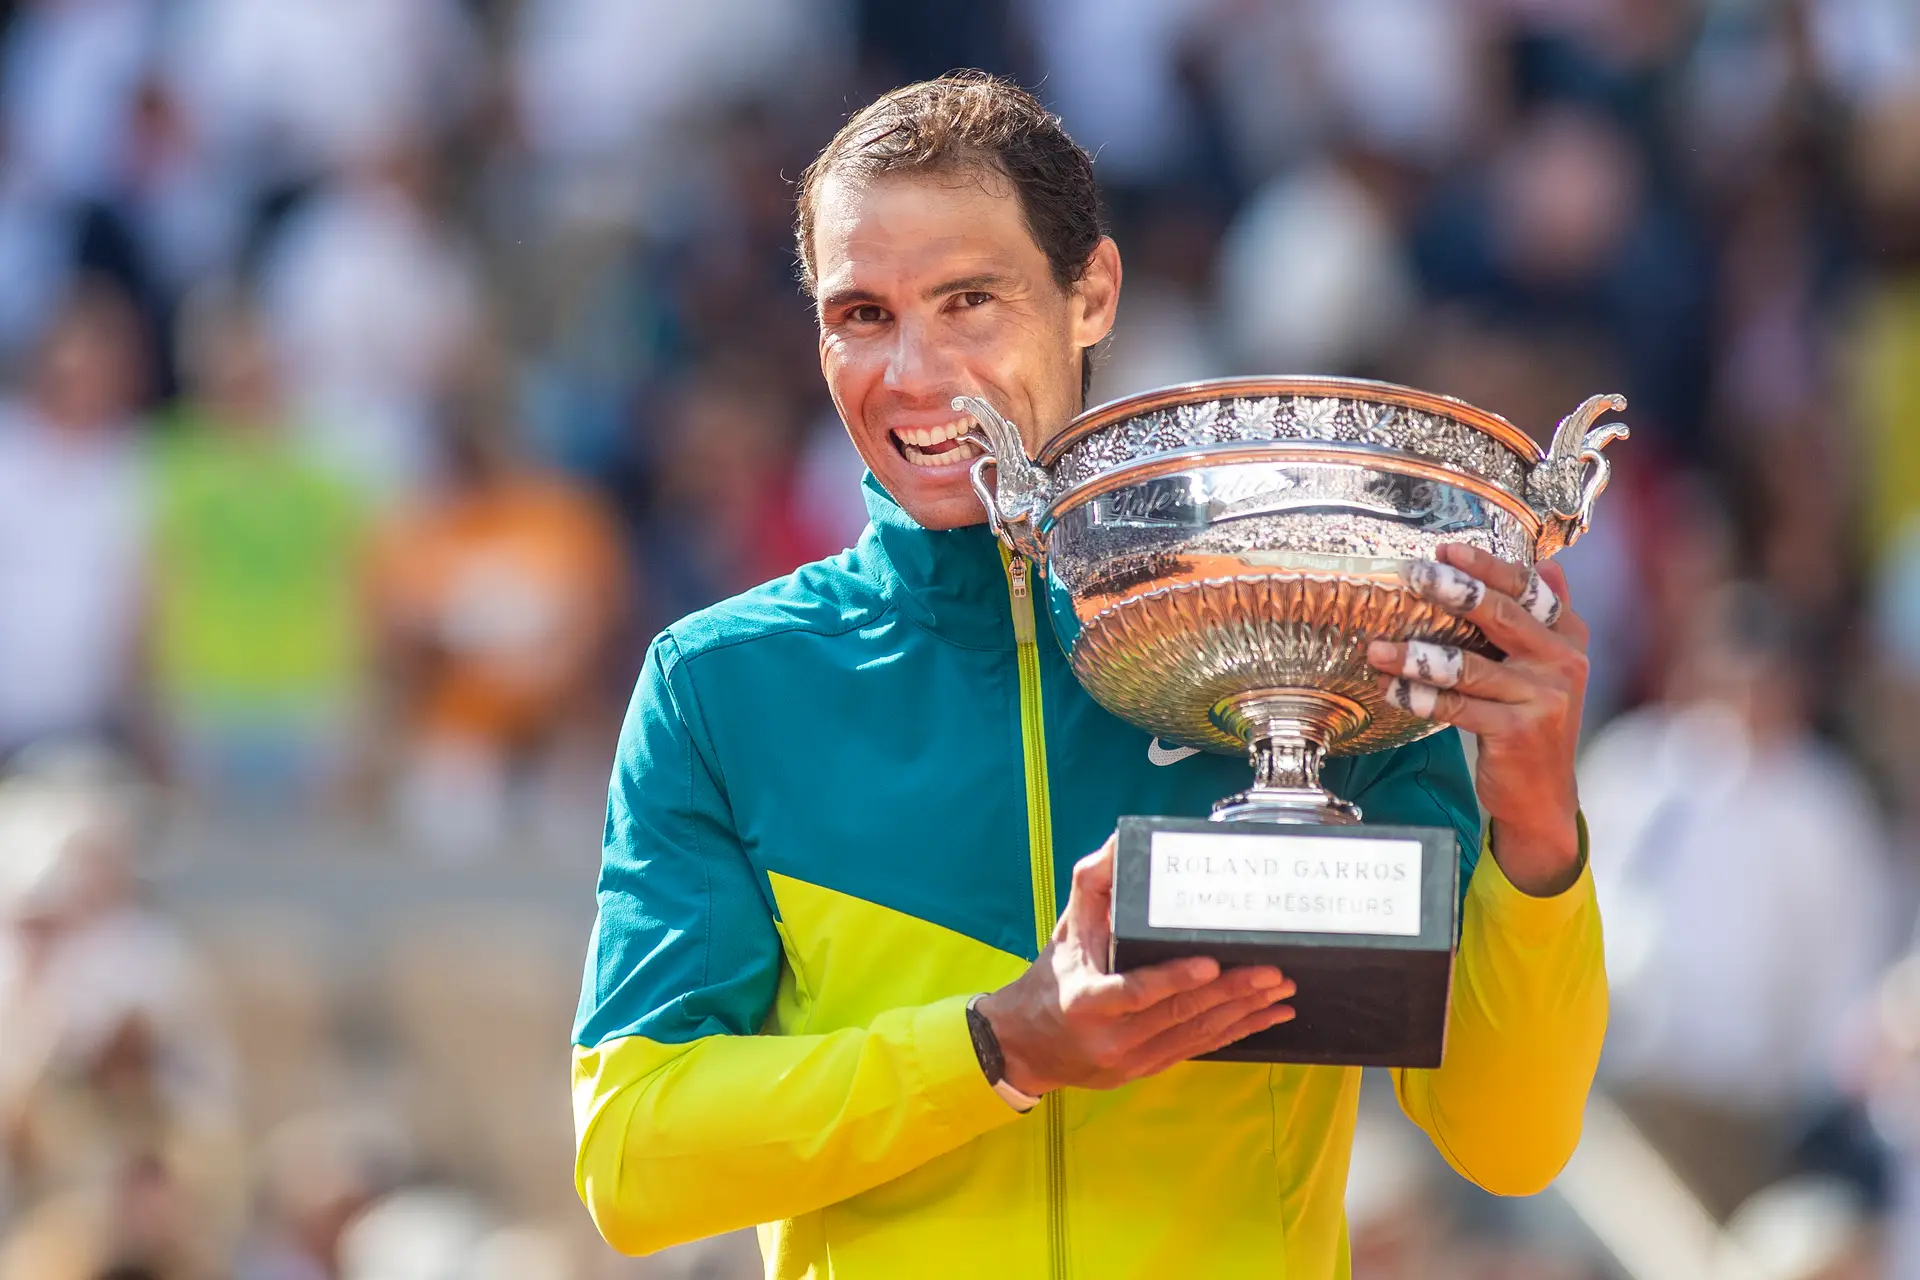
[966,994,1041,1113]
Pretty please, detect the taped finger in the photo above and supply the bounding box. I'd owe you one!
[1380,677,1525,738]
[1407,560,1487,614]
[1384,677,1444,719]
[1437,542,1533,599]
[1517,571,1562,628]
[1400,640,1464,689]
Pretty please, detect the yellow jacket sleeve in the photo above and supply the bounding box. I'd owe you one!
[574,635,1027,1255]
[1392,819,1608,1195]
[572,996,1023,1255]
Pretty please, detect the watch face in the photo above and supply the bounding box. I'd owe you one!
[966,997,1006,1084]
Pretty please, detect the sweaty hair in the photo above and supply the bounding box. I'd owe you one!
[795,71,1107,399]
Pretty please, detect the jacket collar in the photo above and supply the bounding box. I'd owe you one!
[861,472,1017,651]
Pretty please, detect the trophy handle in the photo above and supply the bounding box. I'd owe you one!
[1527,394,1629,558]
[954,394,1050,561]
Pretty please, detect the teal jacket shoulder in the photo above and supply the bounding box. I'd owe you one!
[665,540,890,663]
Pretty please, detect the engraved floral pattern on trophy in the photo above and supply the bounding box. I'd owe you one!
[1047,394,1531,499]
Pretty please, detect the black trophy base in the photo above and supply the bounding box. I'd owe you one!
[1110,814,1459,1068]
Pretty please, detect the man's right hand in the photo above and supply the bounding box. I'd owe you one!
[975,837,1297,1097]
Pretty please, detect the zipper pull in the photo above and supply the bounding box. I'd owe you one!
[1005,554,1037,646]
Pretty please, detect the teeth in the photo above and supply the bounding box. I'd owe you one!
[902,437,985,468]
[893,417,975,448]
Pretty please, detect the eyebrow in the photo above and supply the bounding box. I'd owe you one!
[819,286,885,314]
[925,273,1012,299]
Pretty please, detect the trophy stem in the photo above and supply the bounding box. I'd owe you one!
[1209,689,1366,825]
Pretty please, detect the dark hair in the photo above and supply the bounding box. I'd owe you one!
[795,71,1107,399]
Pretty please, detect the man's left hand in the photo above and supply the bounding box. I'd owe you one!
[1365,543,1587,898]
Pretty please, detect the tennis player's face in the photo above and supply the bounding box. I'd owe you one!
[812,169,1121,530]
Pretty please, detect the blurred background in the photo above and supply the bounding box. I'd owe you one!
[3,0,1920,1276]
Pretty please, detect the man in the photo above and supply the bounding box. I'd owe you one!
[0,281,151,763]
[368,375,628,852]
[153,286,367,812]
[573,73,1606,1278]
[1583,581,1889,1217]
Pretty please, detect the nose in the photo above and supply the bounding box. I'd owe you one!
[883,315,960,399]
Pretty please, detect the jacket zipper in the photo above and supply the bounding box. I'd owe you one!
[1003,548,1069,1280]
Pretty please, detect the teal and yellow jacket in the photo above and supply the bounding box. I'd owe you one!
[573,477,1607,1279]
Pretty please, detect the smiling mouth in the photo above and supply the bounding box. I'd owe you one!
[890,415,988,470]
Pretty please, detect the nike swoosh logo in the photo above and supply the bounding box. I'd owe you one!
[1147,738,1201,766]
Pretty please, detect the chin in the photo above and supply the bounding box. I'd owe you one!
[886,470,988,531]
[915,503,989,531]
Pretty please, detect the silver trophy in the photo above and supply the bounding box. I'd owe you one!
[959,377,1627,1065]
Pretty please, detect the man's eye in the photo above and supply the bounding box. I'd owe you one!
[959,291,993,308]
[849,305,887,324]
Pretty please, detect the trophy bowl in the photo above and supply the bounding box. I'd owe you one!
[960,377,1629,826]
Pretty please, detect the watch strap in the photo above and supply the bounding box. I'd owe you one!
[966,994,1040,1113]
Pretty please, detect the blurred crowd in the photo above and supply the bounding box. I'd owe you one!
[5,0,1920,1276]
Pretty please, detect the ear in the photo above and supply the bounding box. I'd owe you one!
[1068,236,1122,349]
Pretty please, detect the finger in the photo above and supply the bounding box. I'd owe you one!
[1382,674,1442,719]
[1122,966,1293,1043]
[1190,1001,1299,1059]
[1396,638,1464,687]
[1438,543,1575,636]
[1060,836,1117,942]
[1405,557,1486,612]
[1514,571,1562,628]
[1131,996,1299,1078]
[1126,985,1295,1069]
[1533,559,1589,644]
[1406,558,1559,660]
[1380,677,1523,736]
[1443,542,1580,636]
[1436,543,1532,600]
[1366,640,1532,704]
[1069,837,1116,899]
[1082,954,1221,1015]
